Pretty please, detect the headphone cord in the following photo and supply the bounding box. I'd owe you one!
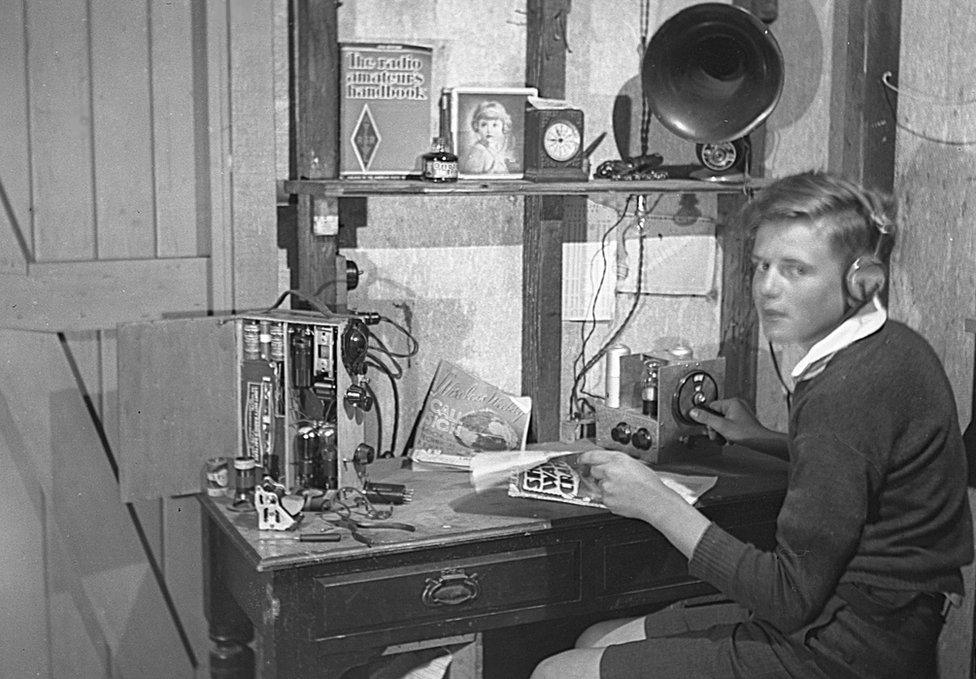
[767,341,793,410]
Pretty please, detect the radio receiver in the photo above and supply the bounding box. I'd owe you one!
[236,309,374,493]
[593,353,726,463]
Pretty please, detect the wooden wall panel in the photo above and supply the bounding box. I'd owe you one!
[90,0,156,259]
[0,0,31,272]
[227,0,281,310]
[151,0,201,258]
[26,0,96,261]
[2,258,210,332]
[893,9,976,668]
[201,0,235,311]
[2,0,283,675]
[0,380,50,678]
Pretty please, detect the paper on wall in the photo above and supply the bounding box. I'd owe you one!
[616,235,716,295]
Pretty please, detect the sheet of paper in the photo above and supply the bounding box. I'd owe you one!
[469,449,580,493]
[471,449,717,506]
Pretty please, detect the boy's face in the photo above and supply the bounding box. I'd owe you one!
[751,218,848,352]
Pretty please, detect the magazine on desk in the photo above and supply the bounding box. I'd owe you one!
[409,360,531,472]
[467,449,718,508]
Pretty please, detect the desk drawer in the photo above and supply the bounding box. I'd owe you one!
[312,543,580,636]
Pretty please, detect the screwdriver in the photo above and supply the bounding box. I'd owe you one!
[289,532,342,542]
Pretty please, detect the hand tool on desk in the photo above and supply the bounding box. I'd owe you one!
[324,514,416,547]
[292,532,342,542]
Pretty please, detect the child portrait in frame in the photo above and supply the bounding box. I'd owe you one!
[449,87,537,179]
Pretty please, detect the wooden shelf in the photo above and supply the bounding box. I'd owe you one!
[283,177,769,198]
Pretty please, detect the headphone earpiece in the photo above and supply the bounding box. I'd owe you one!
[845,255,886,303]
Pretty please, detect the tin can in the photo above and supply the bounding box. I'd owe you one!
[204,457,230,497]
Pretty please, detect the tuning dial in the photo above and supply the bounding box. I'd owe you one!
[631,428,654,451]
[611,422,632,444]
[344,383,374,411]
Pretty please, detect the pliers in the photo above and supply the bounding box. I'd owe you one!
[325,514,416,547]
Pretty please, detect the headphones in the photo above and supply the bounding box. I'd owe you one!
[845,254,886,303]
[843,190,893,304]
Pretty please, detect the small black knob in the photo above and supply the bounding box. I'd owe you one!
[345,259,361,292]
[611,422,632,444]
[344,383,374,411]
[353,443,375,466]
[632,428,653,450]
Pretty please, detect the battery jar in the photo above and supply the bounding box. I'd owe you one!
[231,457,257,511]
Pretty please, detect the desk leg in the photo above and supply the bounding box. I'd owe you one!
[203,514,255,679]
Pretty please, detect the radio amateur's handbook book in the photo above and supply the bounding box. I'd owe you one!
[340,42,433,179]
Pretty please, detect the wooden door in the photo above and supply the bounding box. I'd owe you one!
[0,1,280,676]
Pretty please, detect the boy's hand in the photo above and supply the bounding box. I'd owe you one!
[689,397,759,442]
[579,449,712,558]
[579,449,677,523]
[689,398,789,458]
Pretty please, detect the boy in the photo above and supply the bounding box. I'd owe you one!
[532,171,973,678]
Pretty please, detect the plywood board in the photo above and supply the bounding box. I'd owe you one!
[117,316,238,500]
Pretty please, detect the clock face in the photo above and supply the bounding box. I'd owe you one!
[543,120,582,162]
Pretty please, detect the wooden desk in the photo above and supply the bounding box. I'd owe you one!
[201,447,787,678]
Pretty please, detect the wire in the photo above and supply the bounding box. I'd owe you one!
[767,341,793,410]
[881,71,976,106]
[367,354,401,457]
[263,288,338,318]
[638,0,652,158]
[569,196,634,416]
[569,195,653,417]
[362,379,384,458]
[374,315,420,358]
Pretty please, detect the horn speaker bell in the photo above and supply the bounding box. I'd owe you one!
[642,2,784,145]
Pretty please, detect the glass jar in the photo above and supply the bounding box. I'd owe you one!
[421,136,458,183]
[232,457,257,510]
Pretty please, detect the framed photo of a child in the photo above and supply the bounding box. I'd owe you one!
[448,86,537,179]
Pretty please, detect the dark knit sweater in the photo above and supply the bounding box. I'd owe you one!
[689,320,973,633]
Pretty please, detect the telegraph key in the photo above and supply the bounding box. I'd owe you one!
[593,353,726,463]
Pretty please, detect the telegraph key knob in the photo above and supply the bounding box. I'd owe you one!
[671,370,720,426]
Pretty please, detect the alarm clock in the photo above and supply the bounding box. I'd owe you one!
[523,107,587,182]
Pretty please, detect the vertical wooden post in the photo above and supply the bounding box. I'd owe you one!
[523,0,579,442]
[717,192,757,409]
[715,0,776,410]
[291,0,342,308]
[829,0,901,194]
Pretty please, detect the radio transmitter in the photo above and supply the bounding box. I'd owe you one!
[235,309,375,493]
[593,353,726,463]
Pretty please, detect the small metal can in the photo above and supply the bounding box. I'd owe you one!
[204,457,230,497]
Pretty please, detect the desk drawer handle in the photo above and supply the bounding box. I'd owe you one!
[422,568,481,607]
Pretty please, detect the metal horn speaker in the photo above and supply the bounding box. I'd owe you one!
[642,2,784,144]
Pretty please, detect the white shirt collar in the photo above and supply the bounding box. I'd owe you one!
[790,296,887,383]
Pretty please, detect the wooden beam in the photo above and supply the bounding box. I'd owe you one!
[717,0,776,410]
[1,258,210,332]
[829,0,901,193]
[717,193,758,409]
[523,0,574,442]
[292,0,342,308]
